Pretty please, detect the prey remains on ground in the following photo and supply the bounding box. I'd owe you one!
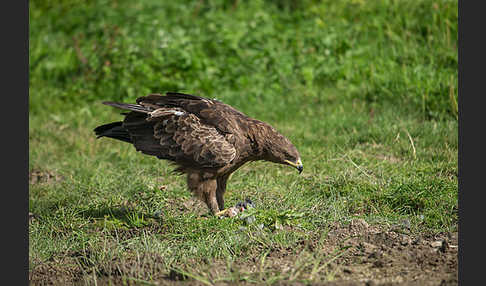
[95,92,303,216]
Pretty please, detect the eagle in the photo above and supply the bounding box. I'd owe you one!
[94,92,303,215]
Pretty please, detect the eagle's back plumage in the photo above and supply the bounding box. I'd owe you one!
[97,93,250,172]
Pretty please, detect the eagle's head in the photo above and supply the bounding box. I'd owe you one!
[263,126,303,174]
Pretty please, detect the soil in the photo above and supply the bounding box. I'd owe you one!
[275,219,458,286]
[29,219,457,285]
[29,169,63,185]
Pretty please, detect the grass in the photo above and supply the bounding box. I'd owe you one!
[29,0,457,284]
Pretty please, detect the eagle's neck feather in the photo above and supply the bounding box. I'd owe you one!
[247,121,277,160]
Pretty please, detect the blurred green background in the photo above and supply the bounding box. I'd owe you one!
[30,0,457,120]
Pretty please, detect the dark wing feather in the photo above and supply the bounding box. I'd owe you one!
[121,112,167,157]
[102,101,152,113]
[94,121,132,143]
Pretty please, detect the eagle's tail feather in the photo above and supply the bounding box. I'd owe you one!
[102,101,151,113]
[94,121,132,143]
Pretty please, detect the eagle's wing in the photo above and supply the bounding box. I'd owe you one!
[107,93,241,168]
[136,93,249,136]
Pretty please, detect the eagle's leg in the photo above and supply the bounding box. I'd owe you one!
[187,172,220,215]
[216,174,229,211]
[216,190,224,211]
[203,188,220,215]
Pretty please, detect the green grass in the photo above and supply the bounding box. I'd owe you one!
[29,0,457,284]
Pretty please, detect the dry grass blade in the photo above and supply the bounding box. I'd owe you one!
[449,75,458,120]
[337,146,377,183]
[404,129,417,159]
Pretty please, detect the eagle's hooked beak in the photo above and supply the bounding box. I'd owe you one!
[285,158,303,174]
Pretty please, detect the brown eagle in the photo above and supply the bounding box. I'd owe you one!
[94,92,303,215]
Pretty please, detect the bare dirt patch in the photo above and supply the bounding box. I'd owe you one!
[29,220,457,285]
[301,219,458,285]
[29,169,63,185]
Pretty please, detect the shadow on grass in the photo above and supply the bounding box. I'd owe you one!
[79,206,160,229]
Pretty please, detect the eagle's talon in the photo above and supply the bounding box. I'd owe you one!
[217,198,255,217]
[216,206,239,217]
